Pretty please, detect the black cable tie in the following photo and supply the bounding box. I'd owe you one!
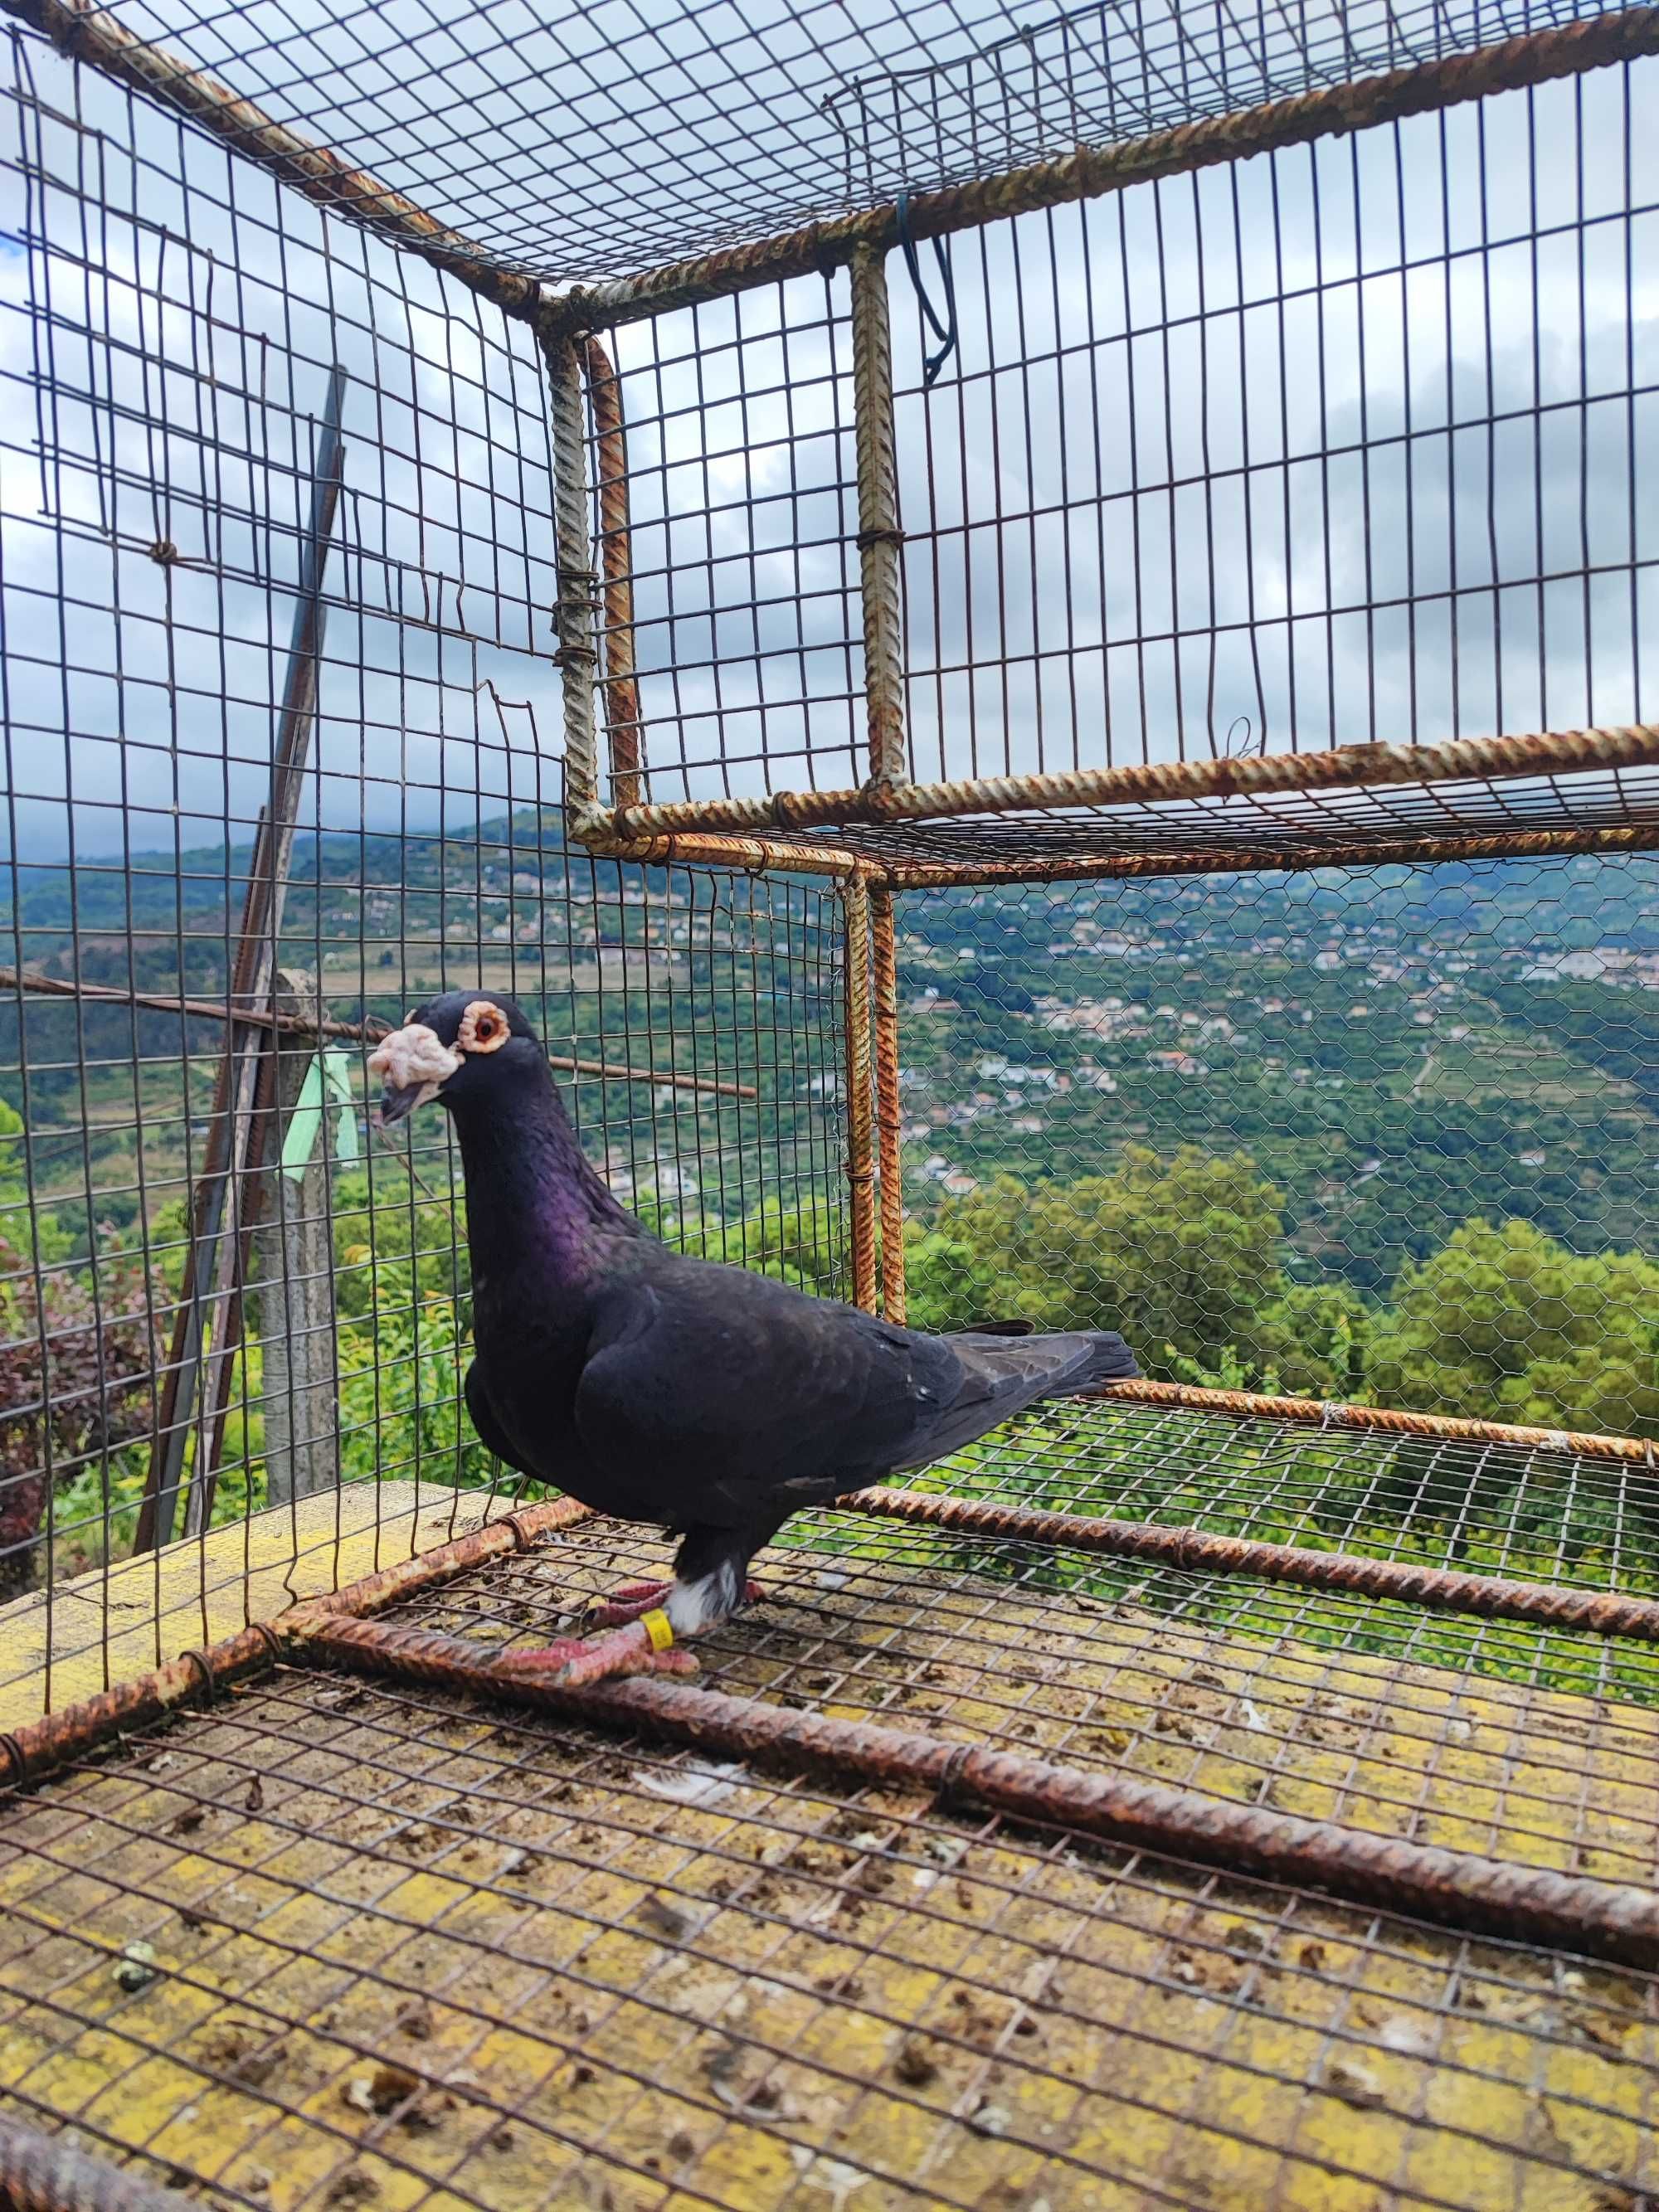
[895,191,959,391]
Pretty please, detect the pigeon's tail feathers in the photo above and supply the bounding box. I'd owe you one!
[1074,1330,1141,1387]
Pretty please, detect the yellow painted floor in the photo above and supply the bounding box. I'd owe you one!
[0,1516,1655,2210]
[0,1481,513,1729]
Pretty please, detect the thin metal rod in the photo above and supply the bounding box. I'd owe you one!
[137,367,348,1553]
[1094,1378,1659,1465]
[303,1614,1659,1971]
[546,7,1659,332]
[846,1485,1659,1642]
[582,336,642,810]
[0,965,759,1098]
[545,333,602,815]
[579,722,1659,848]
[849,245,907,796]
[0,2111,200,2212]
[841,878,878,1312]
[0,0,540,314]
[868,887,906,1323]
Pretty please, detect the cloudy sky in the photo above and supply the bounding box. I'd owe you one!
[0,0,1655,860]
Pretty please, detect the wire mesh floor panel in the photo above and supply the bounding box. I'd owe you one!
[386,1518,1659,1888]
[1,1652,1657,2212]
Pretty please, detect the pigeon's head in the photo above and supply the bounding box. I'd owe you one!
[369,989,542,1126]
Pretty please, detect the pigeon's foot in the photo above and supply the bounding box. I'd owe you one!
[585,1578,766,1630]
[498,1617,700,1689]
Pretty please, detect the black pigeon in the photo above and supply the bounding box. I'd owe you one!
[370,989,1140,1685]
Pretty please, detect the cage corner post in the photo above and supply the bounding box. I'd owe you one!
[543,328,602,827]
[841,877,878,1311]
[850,241,907,1321]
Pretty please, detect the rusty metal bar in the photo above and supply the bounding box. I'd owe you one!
[545,333,602,817]
[849,245,907,797]
[0,0,540,315]
[299,1613,1659,1970]
[0,965,758,1099]
[545,8,1659,333]
[842,878,878,1311]
[582,336,642,809]
[295,1494,594,1624]
[868,887,906,1323]
[1094,1378,1659,1466]
[579,722,1659,848]
[578,828,876,879]
[0,1496,596,1789]
[876,819,1659,887]
[846,1485,1659,1642]
[0,2112,200,2212]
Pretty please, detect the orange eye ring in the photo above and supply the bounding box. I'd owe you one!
[458,999,510,1054]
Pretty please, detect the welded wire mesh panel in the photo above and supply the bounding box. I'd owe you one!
[891,61,1659,791]
[893,853,1659,1433]
[586,276,861,809]
[0,30,849,1707]
[3,1522,1658,2209]
[29,0,1635,285]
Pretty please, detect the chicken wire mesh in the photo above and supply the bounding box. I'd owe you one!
[888,852,1659,1437]
[0,26,850,1708]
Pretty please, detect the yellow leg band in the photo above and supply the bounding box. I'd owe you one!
[640,1607,674,1652]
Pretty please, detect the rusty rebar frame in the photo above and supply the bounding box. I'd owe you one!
[849,1484,1659,1641]
[842,879,879,1312]
[869,887,906,1323]
[0,0,540,313]
[12,1461,1659,1969]
[544,7,1659,331]
[294,1613,1659,1969]
[573,722,1659,854]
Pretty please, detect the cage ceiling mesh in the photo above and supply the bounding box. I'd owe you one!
[24,0,1637,284]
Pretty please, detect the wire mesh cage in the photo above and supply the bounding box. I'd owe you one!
[2,0,1659,2203]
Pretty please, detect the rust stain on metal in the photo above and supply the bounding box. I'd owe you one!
[301,1615,1659,1970]
[1095,1377,1659,1465]
[869,887,907,1323]
[547,9,1659,331]
[4,0,539,314]
[846,1486,1659,1643]
[579,723,1659,848]
[1,1626,279,1789]
[842,879,879,1313]
[582,335,642,809]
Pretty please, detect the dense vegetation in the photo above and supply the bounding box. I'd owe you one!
[2,827,1656,1620]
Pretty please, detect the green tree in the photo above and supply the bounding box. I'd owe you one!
[903,1146,1360,1394]
[1366,1218,1659,1440]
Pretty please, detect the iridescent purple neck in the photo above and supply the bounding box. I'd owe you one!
[446,1060,640,1288]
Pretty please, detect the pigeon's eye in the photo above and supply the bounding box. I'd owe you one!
[459,999,510,1054]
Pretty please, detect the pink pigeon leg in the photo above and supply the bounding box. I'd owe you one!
[585,1578,768,1630]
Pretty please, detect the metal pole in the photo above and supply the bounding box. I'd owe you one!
[849,245,907,797]
[136,366,348,1552]
[841,879,878,1312]
[544,333,601,816]
[868,887,906,1322]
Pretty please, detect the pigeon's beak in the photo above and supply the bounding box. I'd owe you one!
[374,1080,431,1130]
[367,1022,462,1130]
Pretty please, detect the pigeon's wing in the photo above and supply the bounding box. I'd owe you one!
[465,1359,523,1471]
[571,1257,968,1524]
[572,1253,1133,1525]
